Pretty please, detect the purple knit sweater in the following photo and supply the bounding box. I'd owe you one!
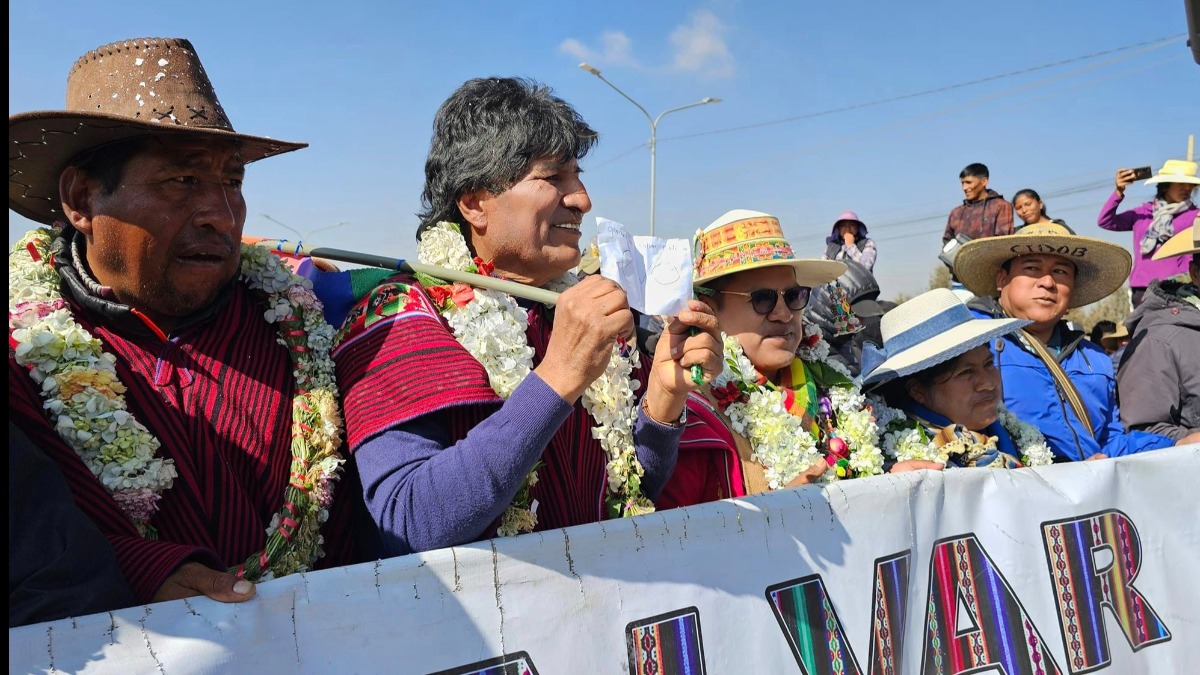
[354,373,682,557]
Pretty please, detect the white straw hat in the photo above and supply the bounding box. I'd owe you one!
[859,288,1030,388]
[1145,135,1200,186]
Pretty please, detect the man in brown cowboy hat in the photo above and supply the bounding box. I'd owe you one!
[953,223,1190,462]
[1117,226,1200,442]
[9,38,357,609]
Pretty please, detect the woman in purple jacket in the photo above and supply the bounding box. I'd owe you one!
[1098,148,1199,307]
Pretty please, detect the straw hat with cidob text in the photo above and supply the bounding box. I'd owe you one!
[1145,135,1200,187]
[693,209,845,287]
[9,37,307,225]
[859,288,1030,389]
[1150,225,1198,260]
[952,222,1132,308]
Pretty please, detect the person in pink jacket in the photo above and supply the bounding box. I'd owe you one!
[1098,143,1199,306]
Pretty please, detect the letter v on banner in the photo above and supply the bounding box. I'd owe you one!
[921,535,1064,675]
[765,550,912,675]
[1041,509,1171,674]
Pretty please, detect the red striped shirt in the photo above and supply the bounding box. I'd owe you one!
[656,392,747,509]
[334,276,653,531]
[9,284,355,602]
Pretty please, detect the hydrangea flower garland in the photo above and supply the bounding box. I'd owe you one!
[9,227,345,581]
[417,222,652,536]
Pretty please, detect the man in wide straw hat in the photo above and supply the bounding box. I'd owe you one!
[1117,225,1200,442]
[9,37,356,608]
[953,222,1183,462]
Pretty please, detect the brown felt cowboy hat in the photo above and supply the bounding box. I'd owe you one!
[9,37,307,225]
[952,222,1132,308]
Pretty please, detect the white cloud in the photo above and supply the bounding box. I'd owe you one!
[669,10,734,78]
[598,31,638,66]
[559,38,593,61]
[558,31,640,67]
[560,10,734,78]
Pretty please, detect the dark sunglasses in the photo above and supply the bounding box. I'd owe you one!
[716,285,811,315]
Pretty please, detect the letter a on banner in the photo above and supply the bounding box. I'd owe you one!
[1041,509,1171,674]
[921,535,1063,675]
[766,551,912,675]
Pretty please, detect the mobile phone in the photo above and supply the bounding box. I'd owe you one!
[1131,166,1153,181]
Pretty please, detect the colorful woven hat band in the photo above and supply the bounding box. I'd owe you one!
[694,215,796,280]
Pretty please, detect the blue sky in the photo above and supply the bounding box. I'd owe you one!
[8,0,1198,299]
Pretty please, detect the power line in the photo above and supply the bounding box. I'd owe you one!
[586,37,1182,179]
[658,35,1184,143]
[868,179,1113,235]
[588,141,647,170]
[643,48,1176,202]
[870,186,1117,243]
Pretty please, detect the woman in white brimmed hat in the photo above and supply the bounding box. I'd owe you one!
[1099,135,1199,306]
[859,289,1055,468]
[657,210,939,511]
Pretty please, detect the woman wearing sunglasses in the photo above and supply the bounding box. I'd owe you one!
[657,210,939,511]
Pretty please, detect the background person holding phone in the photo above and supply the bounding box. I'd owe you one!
[1098,136,1199,307]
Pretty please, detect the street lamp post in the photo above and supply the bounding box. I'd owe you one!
[579,63,720,237]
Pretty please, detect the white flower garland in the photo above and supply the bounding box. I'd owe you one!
[826,386,886,477]
[417,222,652,536]
[997,408,1055,467]
[9,227,345,581]
[711,334,819,489]
[711,329,887,489]
[878,403,1053,468]
[795,319,850,377]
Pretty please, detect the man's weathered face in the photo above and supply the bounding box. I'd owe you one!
[73,136,247,325]
[996,254,1076,326]
[705,265,806,381]
[961,175,988,201]
[468,157,591,287]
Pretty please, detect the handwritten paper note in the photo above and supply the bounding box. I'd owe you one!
[595,217,693,316]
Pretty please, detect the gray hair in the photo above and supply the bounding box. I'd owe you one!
[416,77,598,239]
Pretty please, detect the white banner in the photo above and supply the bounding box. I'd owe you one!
[10,447,1198,674]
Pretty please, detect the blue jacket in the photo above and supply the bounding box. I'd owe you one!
[968,303,1173,461]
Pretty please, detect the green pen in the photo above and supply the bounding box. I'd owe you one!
[689,287,718,386]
